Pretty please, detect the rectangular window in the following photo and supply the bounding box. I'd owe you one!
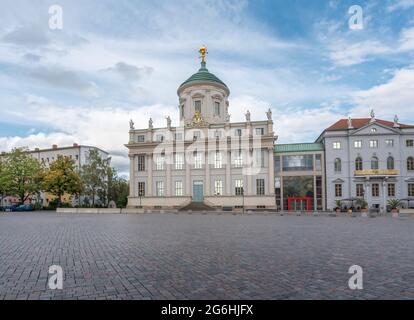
[156,134,164,142]
[333,142,341,149]
[406,140,414,147]
[256,179,265,195]
[354,140,362,148]
[180,105,184,119]
[282,155,313,171]
[214,130,222,139]
[175,153,184,170]
[137,154,146,171]
[408,184,414,197]
[235,179,244,196]
[214,180,223,196]
[254,149,265,168]
[214,102,220,116]
[356,184,364,197]
[194,152,202,169]
[315,154,322,171]
[194,100,201,112]
[385,139,394,147]
[175,132,183,141]
[234,151,243,168]
[372,183,380,197]
[156,181,164,197]
[214,151,222,169]
[335,184,342,197]
[275,156,281,173]
[235,128,242,137]
[138,182,145,197]
[155,155,165,170]
[369,140,378,148]
[137,135,145,142]
[193,130,201,141]
[175,181,183,196]
[255,128,264,136]
[388,184,395,197]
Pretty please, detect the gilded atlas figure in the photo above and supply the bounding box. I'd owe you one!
[191,45,209,126]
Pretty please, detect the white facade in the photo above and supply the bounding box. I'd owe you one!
[126,55,277,210]
[317,115,414,212]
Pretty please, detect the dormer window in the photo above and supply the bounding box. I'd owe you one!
[194,100,201,113]
[371,128,377,133]
[214,102,220,116]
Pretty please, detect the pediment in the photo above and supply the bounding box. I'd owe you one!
[350,122,399,136]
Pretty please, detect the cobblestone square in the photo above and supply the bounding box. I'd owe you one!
[0,212,413,300]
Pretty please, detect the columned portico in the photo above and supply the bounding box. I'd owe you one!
[126,47,277,210]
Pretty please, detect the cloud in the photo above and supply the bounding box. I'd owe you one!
[328,40,392,66]
[1,24,88,49]
[387,0,414,12]
[28,66,99,96]
[351,66,414,119]
[101,62,153,82]
[399,27,414,51]
[2,25,49,48]
[0,132,76,153]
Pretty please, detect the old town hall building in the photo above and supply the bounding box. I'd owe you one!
[126,47,277,210]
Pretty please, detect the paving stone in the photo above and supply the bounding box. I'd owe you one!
[0,212,413,299]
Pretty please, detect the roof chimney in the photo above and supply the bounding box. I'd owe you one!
[73,143,79,147]
[34,148,40,151]
[52,144,58,149]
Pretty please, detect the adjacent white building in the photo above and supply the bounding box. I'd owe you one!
[317,113,414,212]
[0,144,110,206]
[126,48,277,210]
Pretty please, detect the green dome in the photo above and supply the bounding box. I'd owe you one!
[179,61,228,89]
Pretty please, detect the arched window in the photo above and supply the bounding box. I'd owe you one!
[387,156,395,170]
[334,158,342,173]
[355,157,363,171]
[408,157,414,171]
[371,156,379,170]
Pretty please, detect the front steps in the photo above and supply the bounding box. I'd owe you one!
[179,201,215,212]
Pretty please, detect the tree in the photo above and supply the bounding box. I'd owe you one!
[106,168,129,208]
[42,155,84,207]
[0,158,12,206]
[1,148,43,204]
[81,149,111,207]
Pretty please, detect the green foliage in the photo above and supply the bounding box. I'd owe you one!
[335,200,342,208]
[356,198,368,209]
[81,149,111,207]
[42,155,84,207]
[387,199,401,209]
[107,168,129,208]
[0,148,43,204]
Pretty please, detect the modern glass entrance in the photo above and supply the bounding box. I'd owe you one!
[287,197,311,211]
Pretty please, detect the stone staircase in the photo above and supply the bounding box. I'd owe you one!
[179,201,215,212]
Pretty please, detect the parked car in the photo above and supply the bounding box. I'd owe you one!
[1,204,18,212]
[16,204,34,212]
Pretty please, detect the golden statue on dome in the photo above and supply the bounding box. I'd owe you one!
[199,45,208,62]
